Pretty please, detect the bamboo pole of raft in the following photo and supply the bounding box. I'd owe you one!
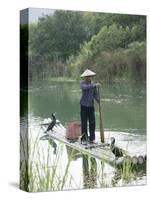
[97,84,105,143]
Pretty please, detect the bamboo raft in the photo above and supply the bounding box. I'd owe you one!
[40,119,146,167]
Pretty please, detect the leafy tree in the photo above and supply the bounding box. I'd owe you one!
[28,10,146,82]
[67,23,146,82]
[125,41,146,81]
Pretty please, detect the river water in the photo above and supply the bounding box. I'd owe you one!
[20,80,146,191]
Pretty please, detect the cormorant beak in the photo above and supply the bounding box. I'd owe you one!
[51,112,56,117]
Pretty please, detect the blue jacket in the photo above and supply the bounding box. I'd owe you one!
[80,81,100,107]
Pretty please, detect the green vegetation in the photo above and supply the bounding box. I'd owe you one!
[67,23,146,82]
[20,132,77,192]
[20,126,146,191]
[21,10,146,83]
[47,77,75,82]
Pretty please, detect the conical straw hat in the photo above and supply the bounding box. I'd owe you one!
[80,69,96,77]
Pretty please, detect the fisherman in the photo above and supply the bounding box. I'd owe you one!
[80,69,100,145]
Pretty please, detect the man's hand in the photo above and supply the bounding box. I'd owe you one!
[95,83,101,87]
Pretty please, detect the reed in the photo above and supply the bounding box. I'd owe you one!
[20,127,146,191]
[20,131,79,192]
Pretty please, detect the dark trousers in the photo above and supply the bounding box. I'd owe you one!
[80,105,96,141]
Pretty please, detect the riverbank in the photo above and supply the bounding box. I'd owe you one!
[44,76,146,85]
[48,77,76,82]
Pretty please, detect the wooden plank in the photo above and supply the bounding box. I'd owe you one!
[46,128,120,166]
[41,120,146,166]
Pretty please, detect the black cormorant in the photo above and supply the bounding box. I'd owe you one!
[110,137,123,158]
[44,113,57,133]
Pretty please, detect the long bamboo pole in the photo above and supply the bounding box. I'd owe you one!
[97,85,105,143]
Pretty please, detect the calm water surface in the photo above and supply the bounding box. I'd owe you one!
[29,80,146,134]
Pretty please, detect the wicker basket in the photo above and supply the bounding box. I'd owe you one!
[65,122,81,140]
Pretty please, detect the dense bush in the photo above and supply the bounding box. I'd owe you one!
[67,24,146,82]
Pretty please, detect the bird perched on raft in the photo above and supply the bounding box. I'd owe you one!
[44,113,59,133]
[110,137,123,158]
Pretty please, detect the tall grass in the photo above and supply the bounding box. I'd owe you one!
[20,129,29,191]
[20,130,79,192]
[121,157,134,182]
[20,128,146,191]
[111,157,145,186]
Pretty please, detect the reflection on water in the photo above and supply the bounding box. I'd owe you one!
[82,155,97,188]
[40,136,57,154]
[20,80,146,191]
